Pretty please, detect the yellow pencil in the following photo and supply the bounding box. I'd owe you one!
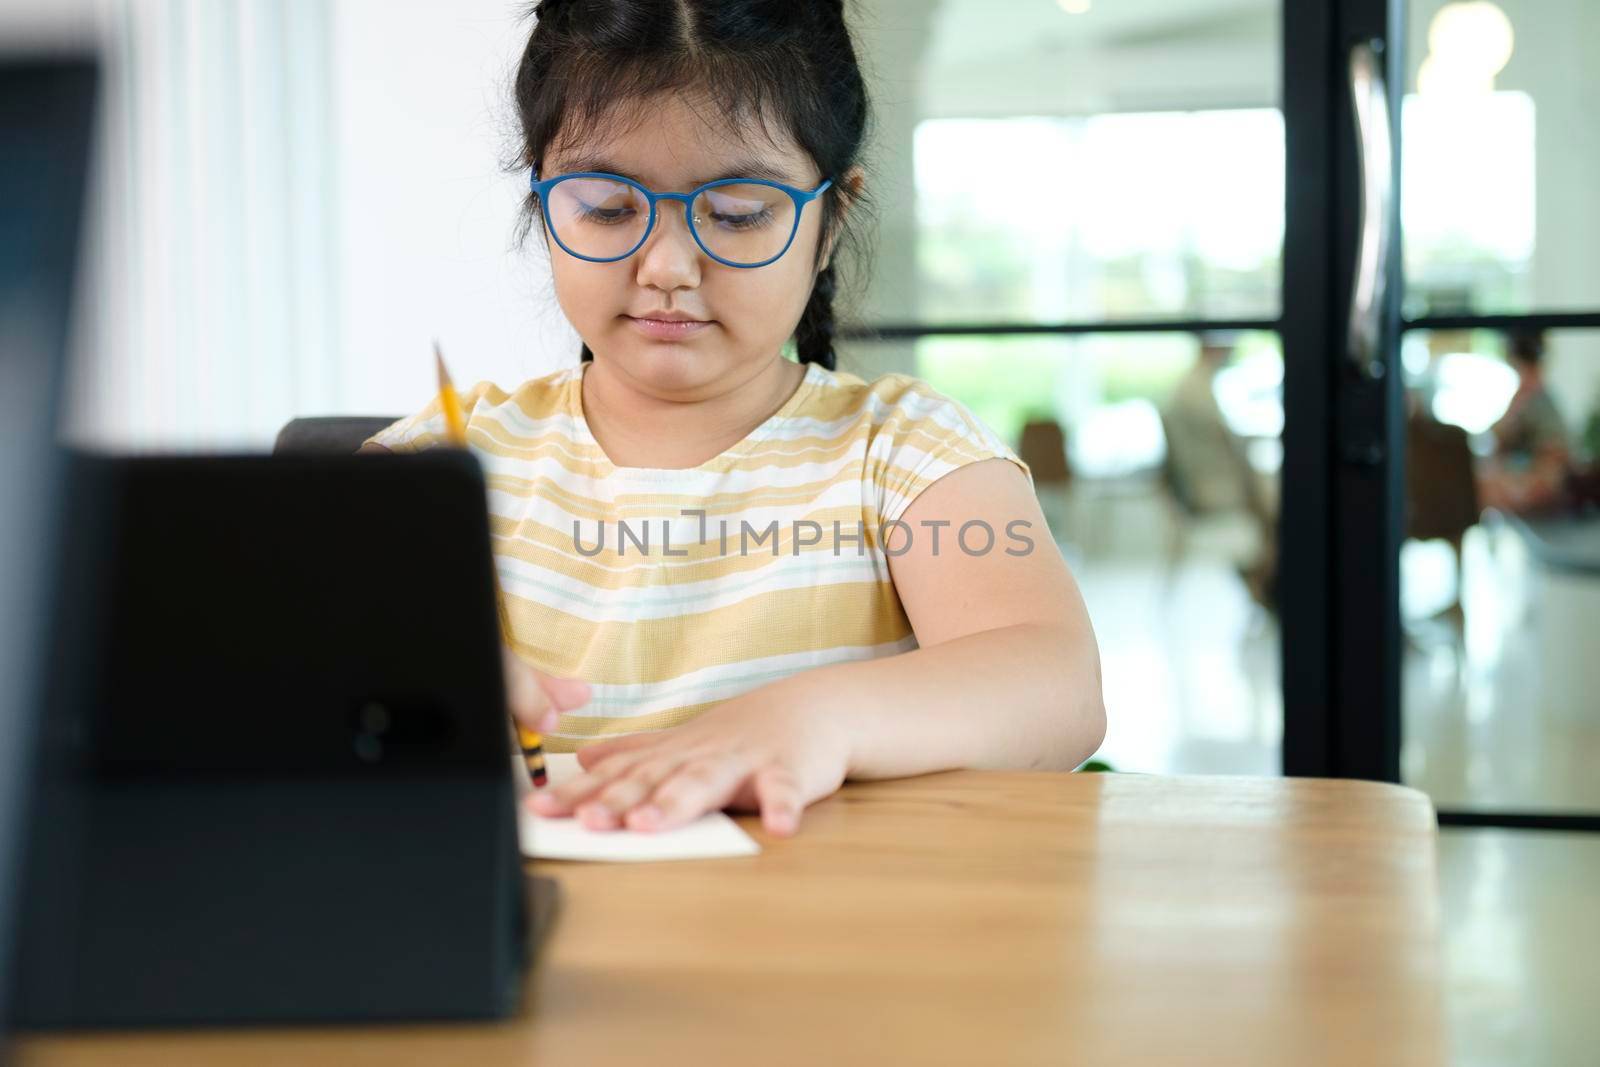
[434,342,548,789]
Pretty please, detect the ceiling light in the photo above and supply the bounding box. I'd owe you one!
[1428,1,1515,79]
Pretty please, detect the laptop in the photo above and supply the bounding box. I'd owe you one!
[0,56,98,1037]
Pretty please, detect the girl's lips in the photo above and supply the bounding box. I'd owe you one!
[626,315,714,341]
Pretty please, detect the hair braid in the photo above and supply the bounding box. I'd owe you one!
[793,265,838,370]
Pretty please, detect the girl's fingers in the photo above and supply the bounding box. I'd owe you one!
[502,649,552,730]
[626,756,746,833]
[501,646,589,733]
[530,748,649,816]
[753,764,803,837]
[575,732,655,770]
[585,759,680,824]
[535,671,591,712]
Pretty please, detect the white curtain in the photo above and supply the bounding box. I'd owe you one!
[60,0,337,449]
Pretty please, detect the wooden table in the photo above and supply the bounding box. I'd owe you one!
[17,770,1444,1066]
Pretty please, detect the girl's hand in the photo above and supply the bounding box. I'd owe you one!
[527,692,850,838]
[503,645,592,735]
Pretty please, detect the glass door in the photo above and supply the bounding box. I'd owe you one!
[1280,0,1600,831]
[841,0,1596,829]
[1394,0,1600,829]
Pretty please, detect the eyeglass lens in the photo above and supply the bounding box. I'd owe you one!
[545,177,798,264]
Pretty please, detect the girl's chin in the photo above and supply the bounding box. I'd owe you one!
[613,344,721,388]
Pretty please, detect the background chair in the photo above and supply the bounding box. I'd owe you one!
[274,416,399,455]
[1404,411,1480,621]
[1156,408,1201,574]
[1017,418,1073,544]
[1156,408,1276,610]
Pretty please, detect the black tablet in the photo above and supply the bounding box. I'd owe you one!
[17,450,550,1026]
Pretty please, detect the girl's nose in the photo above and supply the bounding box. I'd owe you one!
[633,199,703,291]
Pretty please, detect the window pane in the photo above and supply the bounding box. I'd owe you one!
[838,332,1284,777]
[1400,327,1600,812]
[858,0,1282,326]
[915,110,1283,324]
[1403,0,1600,316]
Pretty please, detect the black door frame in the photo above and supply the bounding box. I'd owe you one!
[1280,0,1405,785]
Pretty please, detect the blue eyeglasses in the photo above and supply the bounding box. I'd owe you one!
[530,169,833,269]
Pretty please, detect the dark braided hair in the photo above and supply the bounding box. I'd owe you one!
[510,0,875,372]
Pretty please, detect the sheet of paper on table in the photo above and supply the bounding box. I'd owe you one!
[516,752,761,862]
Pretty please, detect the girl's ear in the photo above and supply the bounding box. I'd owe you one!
[819,166,866,273]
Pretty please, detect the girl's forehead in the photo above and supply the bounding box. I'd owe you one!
[547,94,813,185]
[546,148,810,188]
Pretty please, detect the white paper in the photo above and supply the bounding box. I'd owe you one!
[517,752,761,862]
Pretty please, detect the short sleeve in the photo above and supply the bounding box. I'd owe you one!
[361,380,504,453]
[870,378,1033,527]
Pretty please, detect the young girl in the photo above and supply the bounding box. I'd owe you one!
[360,0,1104,838]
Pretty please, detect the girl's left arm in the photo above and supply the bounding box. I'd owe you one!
[527,458,1104,836]
[816,456,1105,780]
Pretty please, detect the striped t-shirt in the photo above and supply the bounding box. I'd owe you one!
[365,359,1031,751]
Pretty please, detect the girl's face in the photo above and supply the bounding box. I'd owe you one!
[541,93,849,399]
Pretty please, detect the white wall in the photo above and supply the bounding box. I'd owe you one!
[1504,0,1600,429]
[328,0,577,422]
[835,0,940,379]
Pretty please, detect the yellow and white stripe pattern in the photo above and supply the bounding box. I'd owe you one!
[366,360,1031,751]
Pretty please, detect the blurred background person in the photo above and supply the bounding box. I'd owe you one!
[1477,329,1571,515]
[1159,333,1276,609]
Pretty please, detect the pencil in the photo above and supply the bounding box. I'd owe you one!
[434,341,548,789]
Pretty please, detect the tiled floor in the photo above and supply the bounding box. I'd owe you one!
[1053,484,1280,780]
[1438,830,1600,1067]
[1050,483,1600,1066]
[1401,523,1600,814]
